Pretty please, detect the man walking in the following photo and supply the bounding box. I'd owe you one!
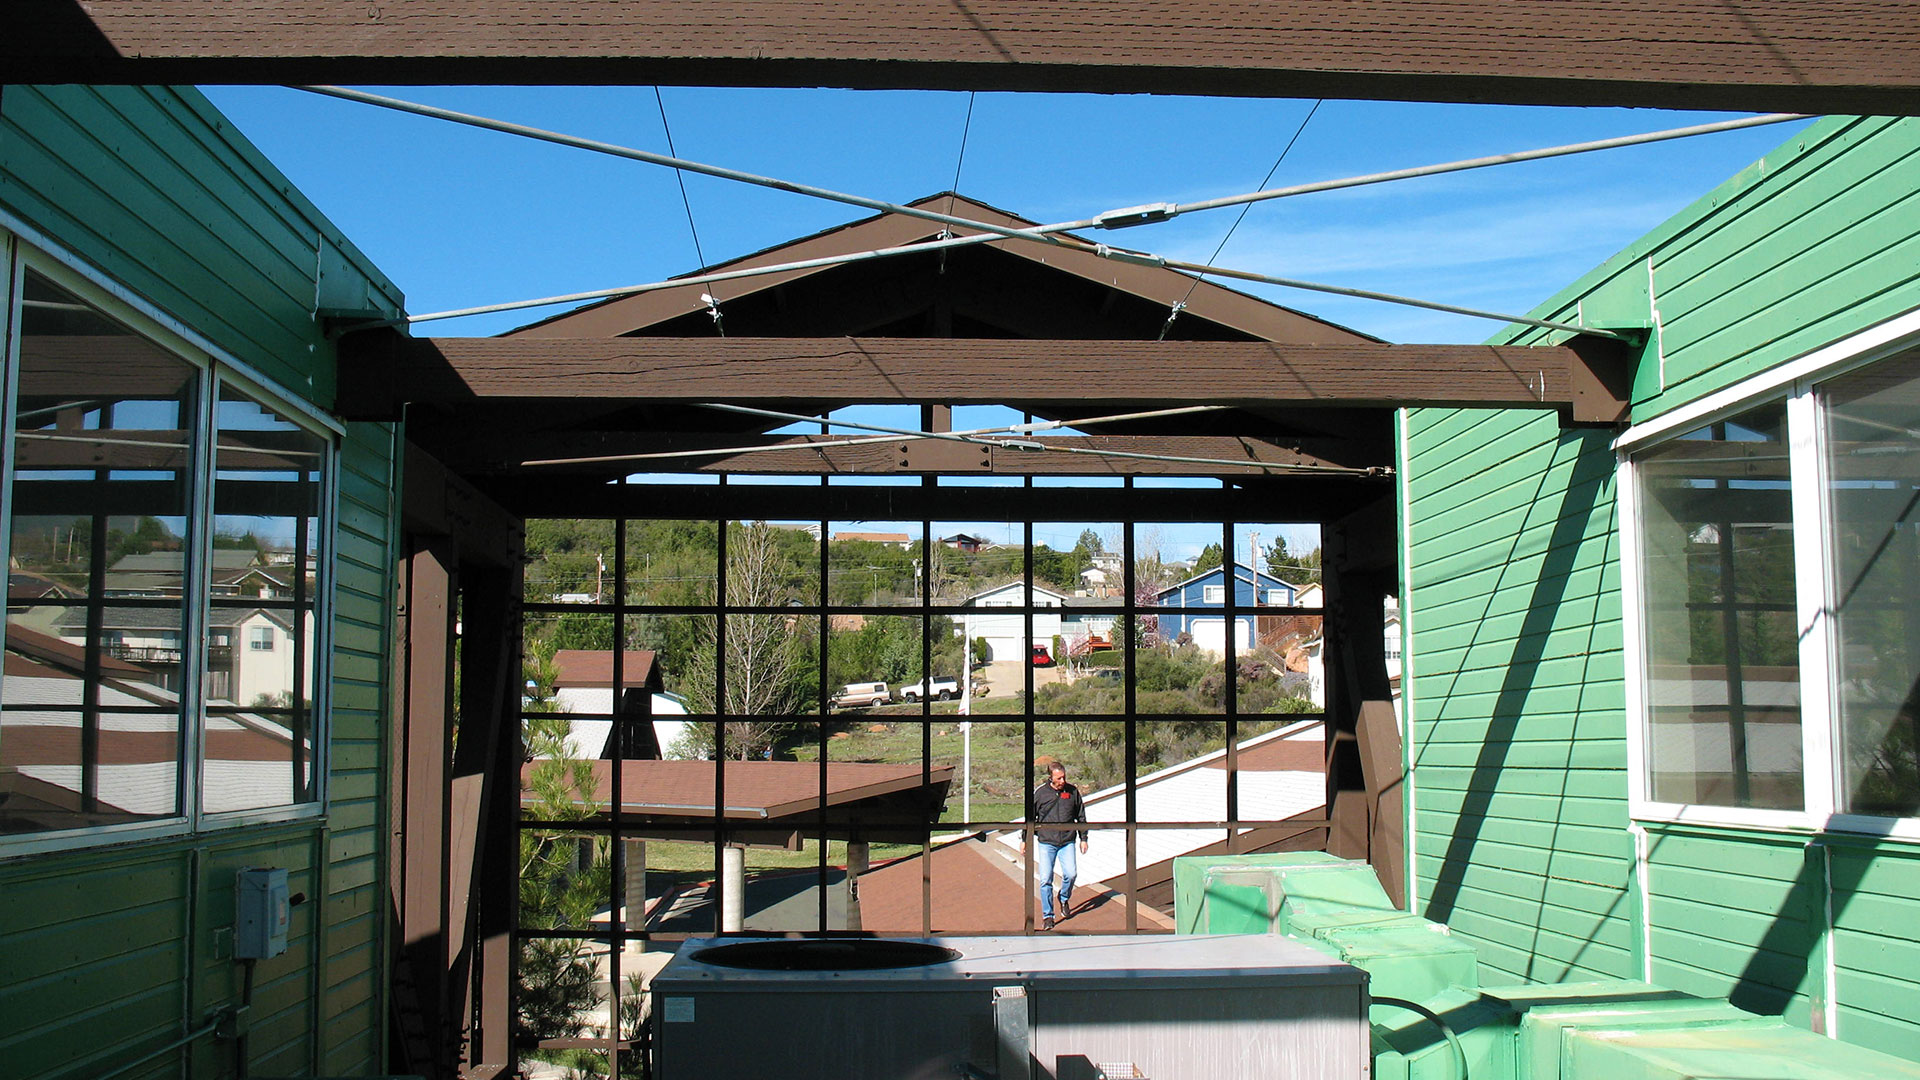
[1030,761,1088,930]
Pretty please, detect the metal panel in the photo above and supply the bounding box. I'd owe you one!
[653,935,1366,1080]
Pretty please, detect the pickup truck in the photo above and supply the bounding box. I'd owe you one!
[895,677,959,703]
[830,682,891,709]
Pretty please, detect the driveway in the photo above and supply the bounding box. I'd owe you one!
[974,659,1065,700]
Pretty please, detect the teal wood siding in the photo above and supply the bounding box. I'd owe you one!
[0,86,403,1077]
[1830,840,1920,1062]
[1402,406,1636,985]
[0,85,400,406]
[1403,114,1920,1060]
[1641,826,1824,1027]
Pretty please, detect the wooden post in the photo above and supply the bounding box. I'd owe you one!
[1322,494,1404,904]
[624,839,648,949]
[450,555,522,1074]
[394,535,455,1073]
[845,840,870,931]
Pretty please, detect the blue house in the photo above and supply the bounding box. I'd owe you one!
[1152,564,1298,656]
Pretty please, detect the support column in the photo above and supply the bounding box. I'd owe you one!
[393,536,455,1074]
[721,844,746,932]
[624,839,648,950]
[1322,493,1402,903]
[845,840,870,931]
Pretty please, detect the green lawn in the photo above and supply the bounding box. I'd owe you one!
[790,717,1090,825]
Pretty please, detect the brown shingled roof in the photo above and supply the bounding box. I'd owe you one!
[523,759,952,820]
[550,649,660,689]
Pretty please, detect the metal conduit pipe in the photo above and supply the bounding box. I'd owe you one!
[97,1016,227,1080]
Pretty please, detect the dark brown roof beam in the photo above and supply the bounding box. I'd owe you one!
[9,0,1920,115]
[438,431,1375,477]
[337,333,1632,426]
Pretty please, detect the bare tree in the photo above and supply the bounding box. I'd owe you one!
[681,522,812,759]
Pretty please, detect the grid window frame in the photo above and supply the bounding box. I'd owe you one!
[1618,309,1920,841]
[514,481,1331,966]
[0,225,342,857]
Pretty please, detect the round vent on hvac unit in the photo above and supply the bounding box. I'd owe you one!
[691,939,961,971]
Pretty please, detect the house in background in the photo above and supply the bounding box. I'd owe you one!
[1060,597,1121,649]
[962,581,1066,661]
[1151,562,1299,657]
[548,648,688,760]
[938,532,993,553]
[1079,549,1124,597]
[831,531,914,548]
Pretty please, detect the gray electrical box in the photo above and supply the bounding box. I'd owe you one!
[235,868,290,959]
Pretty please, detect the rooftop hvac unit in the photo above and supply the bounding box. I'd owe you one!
[650,934,1370,1080]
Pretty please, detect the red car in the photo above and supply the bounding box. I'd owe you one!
[1030,643,1055,667]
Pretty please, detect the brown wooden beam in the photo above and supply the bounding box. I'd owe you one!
[433,431,1381,477]
[401,442,521,566]
[394,535,455,1074]
[10,0,1920,114]
[480,473,1390,522]
[449,554,524,1076]
[338,333,1630,420]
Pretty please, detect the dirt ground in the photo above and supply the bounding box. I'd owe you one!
[974,659,1065,700]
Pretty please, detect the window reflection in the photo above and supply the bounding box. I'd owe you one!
[200,384,326,813]
[1824,350,1920,817]
[1637,402,1803,809]
[3,271,197,832]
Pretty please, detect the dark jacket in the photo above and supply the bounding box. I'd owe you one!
[1030,780,1087,847]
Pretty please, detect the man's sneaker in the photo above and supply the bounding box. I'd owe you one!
[1042,916,1055,931]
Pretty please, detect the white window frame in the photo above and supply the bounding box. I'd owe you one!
[0,218,342,858]
[1202,584,1226,604]
[1616,306,1920,841]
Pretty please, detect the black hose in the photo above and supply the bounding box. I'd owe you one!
[1373,995,1469,1080]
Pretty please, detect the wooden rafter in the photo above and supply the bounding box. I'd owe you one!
[9,0,1920,113]
[337,333,1631,424]
[443,432,1380,478]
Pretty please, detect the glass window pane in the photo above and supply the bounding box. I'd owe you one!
[1636,402,1802,810]
[202,382,326,813]
[525,518,616,605]
[623,519,717,606]
[827,522,924,607]
[1824,350,1920,817]
[4,271,197,833]
[728,519,820,608]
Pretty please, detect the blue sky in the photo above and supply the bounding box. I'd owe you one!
[196,87,1812,561]
[202,86,1811,344]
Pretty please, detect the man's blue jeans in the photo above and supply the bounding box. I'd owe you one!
[1036,840,1077,919]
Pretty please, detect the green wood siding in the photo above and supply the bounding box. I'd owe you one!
[1403,115,1920,1061]
[1831,841,1920,1060]
[1403,407,1636,986]
[0,86,403,1078]
[1641,826,1823,1028]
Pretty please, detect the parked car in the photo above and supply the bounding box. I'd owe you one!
[830,682,890,708]
[1030,643,1055,667]
[896,677,959,703]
